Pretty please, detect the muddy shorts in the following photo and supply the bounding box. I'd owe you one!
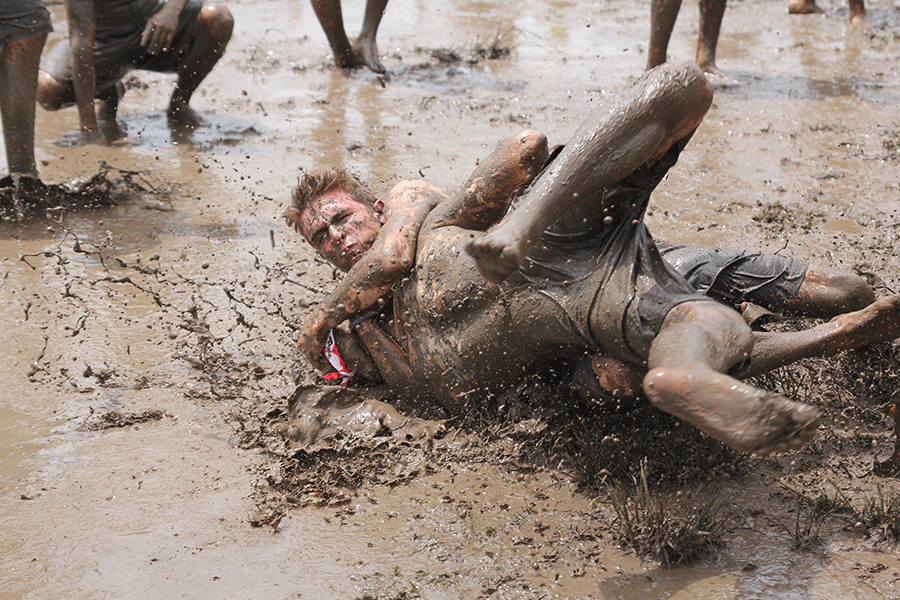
[519,133,710,365]
[40,0,204,90]
[0,0,52,53]
[657,242,808,313]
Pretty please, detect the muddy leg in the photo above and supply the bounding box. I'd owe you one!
[784,264,875,319]
[647,0,682,70]
[465,61,713,283]
[695,0,727,75]
[311,0,367,70]
[168,3,234,127]
[587,293,899,402]
[645,367,821,455]
[1,33,47,177]
[788,0,822,13]
[350,0,388,74]
[848,0,866,23]
[745,295,900,377]
[644,301,820,455]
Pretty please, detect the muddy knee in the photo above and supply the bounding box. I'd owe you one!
[36,71,70,111]
[642,367,683,407]
[832,271,876,312]
[794,265,876,316]
[198,4,235,44]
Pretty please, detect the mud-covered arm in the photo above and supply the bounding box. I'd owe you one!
[299,182,447,370]
[64,0,104,145]
[327,320,425,409]
[353,320,420,398]
[424,129,549,232]
[141,0,189,54]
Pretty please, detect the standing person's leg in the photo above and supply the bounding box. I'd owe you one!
[644,300,821,455]
[788,0,822,14]
[696,0,726,74]
[311,0,365,70]
[848,0,865,23]
[168,3,234,126]
[466,61,713,283]
[1,32,47,177]
[647,0,682,69]
[351,0,388,74]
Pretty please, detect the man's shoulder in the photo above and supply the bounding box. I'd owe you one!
[384,180,447,215]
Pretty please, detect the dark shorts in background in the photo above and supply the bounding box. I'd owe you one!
[657,242,808,313]
[40,0,203,90]
[0,0,52,53]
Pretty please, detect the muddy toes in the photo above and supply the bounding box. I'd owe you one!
[748,398,820,457]
[464,239,518,283]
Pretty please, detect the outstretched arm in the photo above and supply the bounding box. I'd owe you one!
[299,181,447,370]
[64,0,105,145]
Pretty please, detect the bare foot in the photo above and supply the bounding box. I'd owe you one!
[788,0,822,13]
[6,173,47,221]
[849,11,866,25]
[334,49,366,70]
[830,294,900,350]
[167,100,203,129]
[351,36,385,74]
[97,118,125,143]
[464,229,526,284]
[96,96,126,142]
[644,367,821,455]
[699,66,741,88]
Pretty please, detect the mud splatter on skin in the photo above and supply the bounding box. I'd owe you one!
[6,0,900,595]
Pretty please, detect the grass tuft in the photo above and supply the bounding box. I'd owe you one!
[605,460,736,566]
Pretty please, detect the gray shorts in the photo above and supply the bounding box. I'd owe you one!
[40,0,203,90]
[519,133,710,365]
[657,242,808,313]
[0,0,52,53]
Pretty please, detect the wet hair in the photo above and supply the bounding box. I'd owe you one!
[284,168,377,238]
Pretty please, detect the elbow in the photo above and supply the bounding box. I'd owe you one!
[374,246,413,280]
[515,129,549,156]
[514,129,550,174]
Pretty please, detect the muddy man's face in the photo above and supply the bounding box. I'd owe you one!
[299,188,383,272]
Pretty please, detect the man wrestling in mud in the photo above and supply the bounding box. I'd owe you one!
[285,61,900,457]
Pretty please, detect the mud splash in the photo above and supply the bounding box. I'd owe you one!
[3,0,900,597]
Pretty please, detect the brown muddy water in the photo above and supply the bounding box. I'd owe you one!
[2,0,900,598]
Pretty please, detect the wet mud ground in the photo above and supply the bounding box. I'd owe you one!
[2,0,900,597]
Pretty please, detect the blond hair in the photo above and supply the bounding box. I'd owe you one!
[284,168,377,237]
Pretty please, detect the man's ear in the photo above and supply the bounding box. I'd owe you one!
[374,200,386,223]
